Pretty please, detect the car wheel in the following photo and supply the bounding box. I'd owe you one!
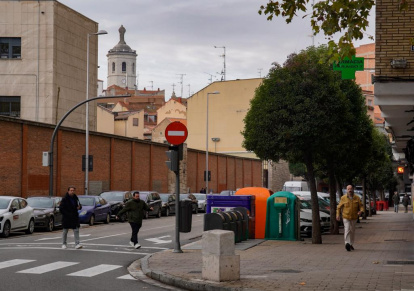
[157,208,161,218]
[120,213,127,222]
[193,205,198,214]
[1,221,11,238]
[165,208,170,216]
[89,215,95,226]
[26,219,35,234]
[46,217,54,232]
[203,205,206,213]
[104,213,110,224]
[143,211,149,219]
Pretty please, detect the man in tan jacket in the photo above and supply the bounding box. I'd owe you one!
[336,185,364,251]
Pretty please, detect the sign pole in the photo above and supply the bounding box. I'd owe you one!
[173,145,182,253]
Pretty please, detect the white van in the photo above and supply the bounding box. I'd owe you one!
[283,181,309,192]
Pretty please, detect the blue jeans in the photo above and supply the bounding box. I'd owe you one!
[394,204,399,213]
[62,227,80,245]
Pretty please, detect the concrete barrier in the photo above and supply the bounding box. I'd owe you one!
[202,229,240,282]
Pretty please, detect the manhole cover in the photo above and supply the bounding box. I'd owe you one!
[272,269,302,273]
[387,261,414,265]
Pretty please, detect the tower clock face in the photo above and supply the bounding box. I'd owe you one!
[122,79,126,84]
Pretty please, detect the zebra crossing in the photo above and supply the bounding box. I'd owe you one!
[0,259,136,280]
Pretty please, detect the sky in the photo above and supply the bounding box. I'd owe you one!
[58,0,375,100]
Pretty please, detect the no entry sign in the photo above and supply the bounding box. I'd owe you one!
[165,121,188,145]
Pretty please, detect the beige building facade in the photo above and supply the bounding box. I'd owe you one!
[0,0,101,130]
[157,98,187,125]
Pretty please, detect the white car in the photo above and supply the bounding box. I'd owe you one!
[193,193,207,212]
[0,196,35,238]
[295,196,331,237]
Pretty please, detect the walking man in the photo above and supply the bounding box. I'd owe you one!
[402,193,410,213]
[116,191,152,249]
[392,191,400,213]
[336,185,364,251]
[59,186,83,249]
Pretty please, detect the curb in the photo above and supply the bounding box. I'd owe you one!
[139,251,252,291]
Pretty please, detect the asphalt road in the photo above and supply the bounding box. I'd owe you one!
[0,213,204,291]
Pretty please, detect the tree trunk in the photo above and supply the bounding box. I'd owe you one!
[362,178,368,219]
[328,167,339,234]
[305,155,322,244]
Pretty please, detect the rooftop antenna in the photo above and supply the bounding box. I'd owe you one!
[214,46,226,81]
[187,84,191,97]
[149,81,153,90]
[176,74,186,97]
[204,72,214,84]
[172,83,176,93]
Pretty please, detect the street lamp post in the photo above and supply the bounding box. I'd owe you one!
[206,91,220,193]
[85,30,107,195]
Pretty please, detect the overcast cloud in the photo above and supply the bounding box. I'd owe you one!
[58,0,375,100]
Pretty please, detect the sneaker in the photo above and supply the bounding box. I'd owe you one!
[134,243,141,249]
[129,241,134,247]
[350,245,355,251]
[345,243,351,252]
[62,244,67,249]
[75,244,83,249]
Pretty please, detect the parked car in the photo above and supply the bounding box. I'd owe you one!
[219,190,236,196]
[131,191,162,219]
[354,193,377,214]
[27,196,62,231]
[0,196,35,238]
[193,193,207,212]
[296,196,330,237]
[159,193,176,216]
[77,196,111,226]
[179,193,199,214]
[292,191,332,214]
[99,191,132,221]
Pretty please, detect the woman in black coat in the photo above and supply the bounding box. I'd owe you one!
[59,186,83,249]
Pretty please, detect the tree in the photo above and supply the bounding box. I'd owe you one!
[242,45,353,244]
[258,0,410,61]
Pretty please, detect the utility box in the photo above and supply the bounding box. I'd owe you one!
[265,191,300,241]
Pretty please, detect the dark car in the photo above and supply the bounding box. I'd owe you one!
[99,191,132,221]
[78,196,111,226]
[159,193,176,216]
[179,193,199,214]
[27,196,62,232]
[131,191,162,219]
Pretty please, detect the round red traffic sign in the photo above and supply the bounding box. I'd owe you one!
[165,121,188,145]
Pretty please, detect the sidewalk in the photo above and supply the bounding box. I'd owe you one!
[136,209,414,291]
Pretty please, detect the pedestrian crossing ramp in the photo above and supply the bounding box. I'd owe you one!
[0,259,136,280]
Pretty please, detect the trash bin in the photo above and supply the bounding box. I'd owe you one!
[179,200,193,232]
[265,191,300,241]
[204,209,249,243]
[207,195,255,239]
[233,207,249,241]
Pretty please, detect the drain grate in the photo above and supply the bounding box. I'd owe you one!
[387,261,414,265]
[188,270,202,273]
[384,239,408,242]
[272,269,302,273]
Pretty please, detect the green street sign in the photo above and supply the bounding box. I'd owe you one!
[333,56,364,79]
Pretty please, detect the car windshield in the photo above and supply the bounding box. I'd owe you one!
[0,198,11,209]
[179,194,190,200]
[139,193,148,200]
[78,197,94,206]
[193,194,206,200]
[298,199,312,209]
[100,192,125,202]
[159,195,170,202]
[27,198,54,208]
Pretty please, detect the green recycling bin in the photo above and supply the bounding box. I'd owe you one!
[265,191,300,241]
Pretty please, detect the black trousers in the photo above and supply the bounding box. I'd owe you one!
[129,222,142,244]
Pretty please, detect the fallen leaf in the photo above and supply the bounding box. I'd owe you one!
[372,261,380,264]
[299,282,306,285]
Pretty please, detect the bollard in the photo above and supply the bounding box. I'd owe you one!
[202,229,240,282]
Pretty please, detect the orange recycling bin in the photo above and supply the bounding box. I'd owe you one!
[235,187,273,239]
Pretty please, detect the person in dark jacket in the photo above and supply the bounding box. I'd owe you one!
[59,186,83,249]
[392,191,400,213]
[402,193,410,213]
[116,191,152,249]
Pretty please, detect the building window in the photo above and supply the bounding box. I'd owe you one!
[133,118,138,126]
[367,99,372,106]
[122,62,126,72]
[0,96,20,117]
[0,38,21,59]
[112,62,115,72]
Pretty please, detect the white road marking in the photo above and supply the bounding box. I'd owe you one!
[117,274,137,280]
[80,232,130,242]
[35,234,90,241]
[0,259,35,270]
[67,264,122,277]
[0,243,168,250]
[0,247,148,255]
[146,235,172,244]
[18,261,79,274]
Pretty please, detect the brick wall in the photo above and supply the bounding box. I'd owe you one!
[0,116,262,197]
[376,0,414,77]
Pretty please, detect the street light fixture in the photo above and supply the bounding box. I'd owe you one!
[211,137,220,152]
[85,29,107,195]
[206,91,220,193]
